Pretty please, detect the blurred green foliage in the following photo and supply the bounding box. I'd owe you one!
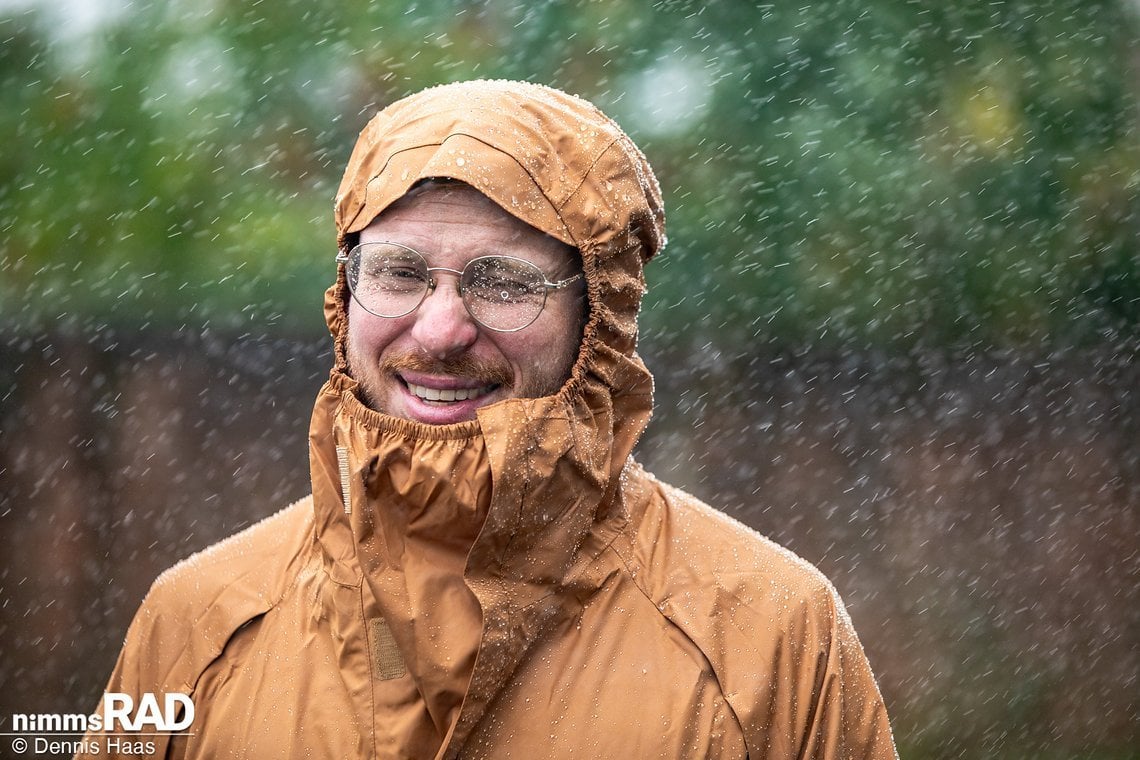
[1,0,1137,349]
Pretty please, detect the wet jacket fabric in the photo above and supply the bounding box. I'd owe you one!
[85,80,897,759]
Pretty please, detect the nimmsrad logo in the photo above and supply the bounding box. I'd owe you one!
[11,692,194,733]
[99,693,194,732]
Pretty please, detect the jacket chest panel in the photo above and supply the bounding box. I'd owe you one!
[459,578,747,759]
[183,584,368,758]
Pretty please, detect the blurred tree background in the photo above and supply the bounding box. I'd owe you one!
[3,0,1136,347]
[1,0,1137,757]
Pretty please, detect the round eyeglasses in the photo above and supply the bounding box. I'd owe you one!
[336,242,583,333]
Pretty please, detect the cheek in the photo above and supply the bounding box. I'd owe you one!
[503,301,584,373]
[347,301,403,356]
[546,295,587,362]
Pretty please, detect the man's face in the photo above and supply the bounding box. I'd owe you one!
[346,183,585,425]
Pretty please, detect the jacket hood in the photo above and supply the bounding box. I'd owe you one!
[326,79,665,378]
[317,77,668,577]
[308,80,667,752]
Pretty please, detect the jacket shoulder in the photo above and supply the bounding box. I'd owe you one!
[106,496,316,695]
[147,496,314,610]
[624,471,838,613]
[614,468,897,757]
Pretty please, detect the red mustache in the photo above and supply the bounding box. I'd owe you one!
[379,353,513,388]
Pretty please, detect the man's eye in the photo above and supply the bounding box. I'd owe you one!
[488,276,531,294]
[383,266,424,280]
[370,265,426,291]
[468,259,543,298]
[473,275,538,301]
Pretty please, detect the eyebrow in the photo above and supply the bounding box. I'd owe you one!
[359,233,579,273]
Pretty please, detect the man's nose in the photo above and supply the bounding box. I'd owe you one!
[409,277,479,359]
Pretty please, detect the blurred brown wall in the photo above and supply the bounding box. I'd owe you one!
[1,329,1136,756]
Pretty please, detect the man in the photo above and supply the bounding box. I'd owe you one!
[85,80,897,758]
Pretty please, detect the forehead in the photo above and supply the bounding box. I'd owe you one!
[359,183,580,271]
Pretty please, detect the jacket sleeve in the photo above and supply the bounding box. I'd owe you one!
[637,481,898,759]
[75,499,312,760]
[75,580,194,760]
[786,585,897,760]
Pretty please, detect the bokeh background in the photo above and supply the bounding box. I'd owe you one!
[1,1,1138,757]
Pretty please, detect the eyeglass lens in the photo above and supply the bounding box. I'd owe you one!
[347,243,550,331]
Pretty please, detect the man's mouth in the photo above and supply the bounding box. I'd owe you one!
[377,355,513,420]
[405,381,496,404]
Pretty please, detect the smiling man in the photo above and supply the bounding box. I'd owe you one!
[344,180,586,424]
[85,80,897,759]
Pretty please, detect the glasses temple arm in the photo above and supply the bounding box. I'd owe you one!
[546,273,583,290]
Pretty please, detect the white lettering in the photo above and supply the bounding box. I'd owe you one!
[102,693,135,731]
[165,692,195,731]
[107,737,156,755]
[11,711,104,732]
[34,737,101,755]
[11,693,193,735]
[131,693,163,730]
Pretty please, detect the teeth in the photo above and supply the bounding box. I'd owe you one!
[407,382,492,403]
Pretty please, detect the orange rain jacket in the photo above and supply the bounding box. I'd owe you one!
[85,80,897,759]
